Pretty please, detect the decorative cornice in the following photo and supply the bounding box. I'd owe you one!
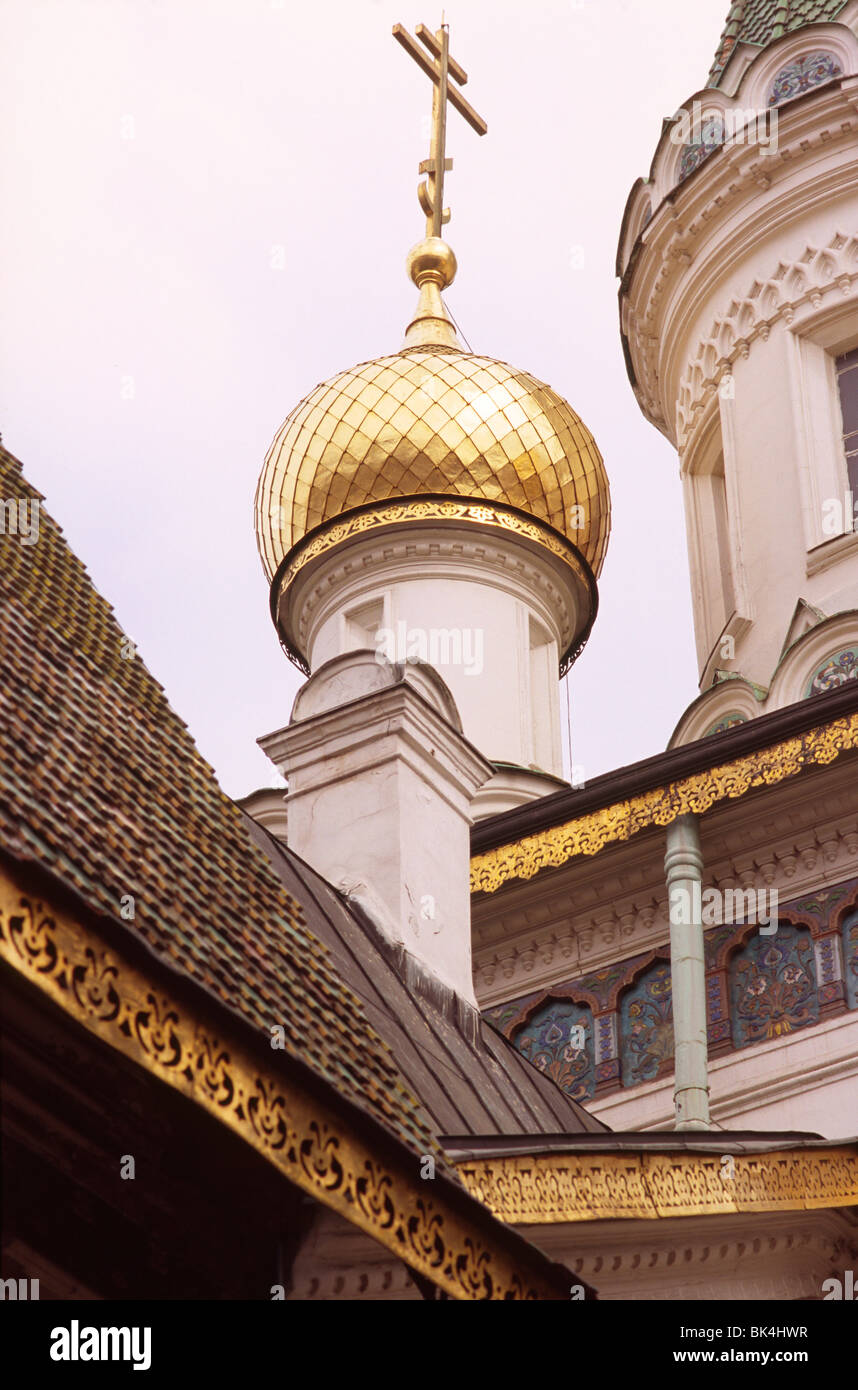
[457,1147,858,1224]
[269,496,597,677]
[474,808,858,1001]
[620,89,858,437]
[676,231,858,449]
[0,859,568,1300]
[470,711,858,894]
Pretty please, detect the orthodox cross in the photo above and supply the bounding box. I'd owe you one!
[393,21,487,238]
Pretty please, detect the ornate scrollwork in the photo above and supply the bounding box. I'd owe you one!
[247,1077,291,1153]
[354,1159,396,1229]
[272,496,596,676]
[71,947,121,1022]
[2,896,59,974]
[134,994,183,1070]
[452,1239,493,1300]
[471,712,858,894]
[405,1202,445,1269]
[193,1031,234,1108]
[0,866,565,1299]
[298,1121,344,1191]
[458,1148,858,1224]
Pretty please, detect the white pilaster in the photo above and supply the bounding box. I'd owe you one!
[259,651,492,1004]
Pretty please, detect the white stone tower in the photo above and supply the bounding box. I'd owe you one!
[255,25,611,819]
[618,1,858,743]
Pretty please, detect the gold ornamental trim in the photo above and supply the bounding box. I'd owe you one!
[277,498,592,592]
[0,861,563,1300]
[471,712,858,894]
[272,497,596,677]
[457,1148,858,1224]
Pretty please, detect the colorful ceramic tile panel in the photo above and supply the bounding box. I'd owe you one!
[704,712,748,737]
[806,647,858,696]
[512,998,595,1102]
[620,962,674,1087]
[678,116,726,181]
[768,51,843,106]
[730,924,818,1047]
[843,910,858,1011]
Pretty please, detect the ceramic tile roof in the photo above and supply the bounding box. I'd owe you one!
[709,1,848,85]
[0,442,439,1161]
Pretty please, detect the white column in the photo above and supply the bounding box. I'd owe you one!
[664,814,711,1131]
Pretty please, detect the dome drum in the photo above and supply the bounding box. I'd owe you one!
[269,494,599,677]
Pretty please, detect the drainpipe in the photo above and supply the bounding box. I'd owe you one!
[664,813,711,1131]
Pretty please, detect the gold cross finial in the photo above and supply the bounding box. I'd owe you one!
[393,21,487,239]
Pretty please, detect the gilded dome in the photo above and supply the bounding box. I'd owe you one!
[254,343,610,584]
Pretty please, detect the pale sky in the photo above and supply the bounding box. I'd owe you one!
[2,0,731,798]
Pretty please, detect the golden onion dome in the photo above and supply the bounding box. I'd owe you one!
[255,236,610,605]
[255,344,609,581]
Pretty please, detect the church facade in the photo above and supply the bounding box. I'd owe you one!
[2,2,858,1302]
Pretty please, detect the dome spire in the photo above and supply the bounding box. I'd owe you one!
[392,20,487,347]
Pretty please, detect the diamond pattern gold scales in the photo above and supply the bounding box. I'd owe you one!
[255,345,611,581]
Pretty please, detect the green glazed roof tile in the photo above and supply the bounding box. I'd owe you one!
[709,0,848,85]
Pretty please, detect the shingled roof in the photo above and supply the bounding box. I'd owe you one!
[0,442,439,1161]
[709,0,848,85]
[245,817,608,1138]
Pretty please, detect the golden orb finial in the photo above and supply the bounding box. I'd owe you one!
[403,236,460,348]
[407,236,457,290]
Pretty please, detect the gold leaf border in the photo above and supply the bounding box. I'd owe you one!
[0,862,562,1300]
[457,1148,858,1224]
[277,499,591,594]
[471,713,858,894]
[271,497,596,675]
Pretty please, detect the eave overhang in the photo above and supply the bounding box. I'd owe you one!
[453,1140,858,1224]
[471,681,858,894]
[0,850,585,1300]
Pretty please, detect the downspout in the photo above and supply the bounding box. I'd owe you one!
[664,813,711,1130]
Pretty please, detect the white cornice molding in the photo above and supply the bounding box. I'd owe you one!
[621,83,858,438]
[532,1209,858,1301]
[676,231,858,451]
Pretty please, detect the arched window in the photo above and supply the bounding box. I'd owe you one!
[512,997,594,1101]
[619,960,673,1087]
[836,348,858,497]
[729,924,817,1049]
